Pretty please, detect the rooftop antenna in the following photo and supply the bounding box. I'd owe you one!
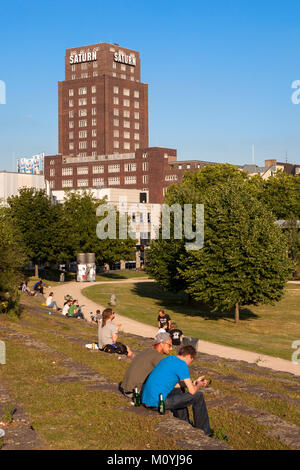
[285,152,288,164]
[252,144,255,165]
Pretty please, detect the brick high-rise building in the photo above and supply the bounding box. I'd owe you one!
[46,41,217,205]
[58,42,148,157]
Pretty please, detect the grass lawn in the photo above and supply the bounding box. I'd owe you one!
[82,281,300,361]
[0,293,298,450]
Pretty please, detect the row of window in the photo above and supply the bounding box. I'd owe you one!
[48,154,149,168]
[69,140,141,151]
[112,62,135,72]
[71,62,98,71]
[71,73,138,81]
[113,87,139,98]
[51,162,148,177]
[69,86,97,96]
[69,141,98,150]
[69,99,98,107]
[56,175,149,188]
[69,110,140,121]
[70,61,136,72]
[71,72,99,79]
[69,119,97,128]
[112,119,139,128]
[69,130,97,138]
[113,142,140,150]
[69,129,141,141]
[69,87,140,98]
[112,100,139,109]
[165,175,178,181]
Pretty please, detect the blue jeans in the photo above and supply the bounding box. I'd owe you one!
[47,301,57,308]
[73,309,84,318]
[165,389,212,435]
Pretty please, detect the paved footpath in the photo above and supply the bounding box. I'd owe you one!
[46,279,300,377]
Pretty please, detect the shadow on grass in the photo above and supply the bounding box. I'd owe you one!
[96,273,133,280]
[132,282,259,322]
[96,270,147,281]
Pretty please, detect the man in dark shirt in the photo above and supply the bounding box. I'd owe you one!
[169,322,184,346]
[157,309,171,331]
[119,332,173,398]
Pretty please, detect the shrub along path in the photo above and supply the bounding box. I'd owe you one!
[0,294,300,450]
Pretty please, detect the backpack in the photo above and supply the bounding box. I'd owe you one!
[102,342,128,355]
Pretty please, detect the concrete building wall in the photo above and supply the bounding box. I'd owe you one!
[0,172,49,204]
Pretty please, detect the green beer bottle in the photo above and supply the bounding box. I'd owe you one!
[133,387,141,407]
[158,393,165,414]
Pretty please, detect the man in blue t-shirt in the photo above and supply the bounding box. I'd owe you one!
[141,345,212,436]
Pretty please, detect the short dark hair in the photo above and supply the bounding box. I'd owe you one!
[96,309,101,314]
[178,345,197,359]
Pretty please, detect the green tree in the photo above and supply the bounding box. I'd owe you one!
[146,167,294,322]
[0,207,27,317]
[7,188,72,276]
[259,172,300,219]
[146,164,249,293]
[180,181,294,322]
[62,190,136,265]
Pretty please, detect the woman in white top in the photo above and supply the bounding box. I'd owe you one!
[46,292,58,310]
[98,308,134,358]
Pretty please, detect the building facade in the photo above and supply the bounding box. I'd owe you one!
[45,147,217,204]
[59,42,148,158]
[0,171,51,205]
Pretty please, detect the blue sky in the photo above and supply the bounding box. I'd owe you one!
[1,0,300,171]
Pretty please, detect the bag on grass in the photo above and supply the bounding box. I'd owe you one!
[102,342,128,355]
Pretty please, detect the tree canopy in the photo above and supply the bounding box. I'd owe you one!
[146,165,294,321]
[0,207,27,316]
[7,188,136,271]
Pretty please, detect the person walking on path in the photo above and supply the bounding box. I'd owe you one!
[141,345,212,436]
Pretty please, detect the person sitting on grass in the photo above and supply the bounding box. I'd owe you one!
[91,309,102,324]
[67,299,84,319]
[169,322,184,346]
[119,331,173,400]
[33,280,44,295]
[46,292,58,311]
[62,299,72,316]
[98,308,135,358]
[157,309,171,332]
[64,294,73,305]
[21,280,35,296]
[141,345,213,436]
